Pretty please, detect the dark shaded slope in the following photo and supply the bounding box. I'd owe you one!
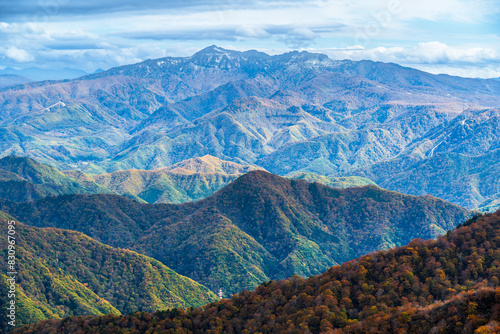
[14,211,500,334]
[0,171,471,295]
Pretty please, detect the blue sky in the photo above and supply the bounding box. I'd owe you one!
[0,0,499,78]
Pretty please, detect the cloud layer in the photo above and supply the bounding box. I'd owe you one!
[321,42,500,78]
[0,0,498,78]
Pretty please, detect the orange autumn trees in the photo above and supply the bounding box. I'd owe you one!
[14,210,500,334]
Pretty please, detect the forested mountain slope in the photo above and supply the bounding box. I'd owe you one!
[0,214,217,332]
[14,211,500,334]
[0,46,498,209]
[0,171,471,295]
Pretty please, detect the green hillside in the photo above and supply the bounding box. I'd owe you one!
[0,156,111,202]
[64,155,263,204]
[12,210,500,334]
[288,172,376,188]
[0,213,217,331]
[0,171,472,296]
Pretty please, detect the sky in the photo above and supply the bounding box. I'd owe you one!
[0,0,499,78]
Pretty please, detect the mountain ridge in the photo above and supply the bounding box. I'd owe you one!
[0,213,217,331]
[0,170,472,295]
[0,155,378,205]
[0,46,498,210]
[12,209,500,334]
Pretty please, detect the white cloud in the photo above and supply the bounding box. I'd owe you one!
[412,64,500,79]
[4,47,34,62]
[34,45,171,71]
[290,28,316,40]
[0,0,498,78]
[317,42,500,78]
[397,0,499,22]
[402,42,498,64]
[315,0,499,24]
[321,42,499,64]
[235,25,270,38]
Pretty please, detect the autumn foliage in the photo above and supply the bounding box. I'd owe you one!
[13,211,500,333]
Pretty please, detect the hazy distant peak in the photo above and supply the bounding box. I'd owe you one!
[194,45,267,57]
[196,45,230,54]
[189,45,270,70]
[274,50,336,66]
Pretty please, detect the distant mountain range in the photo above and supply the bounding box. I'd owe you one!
[13,208,499,334]
[0,46,498,210]
[288,172,376,188]
[0,75,32,89]
[0,155,375,204]
[0,212,217,331]
[0,67,88,81]
[0,170,472,296]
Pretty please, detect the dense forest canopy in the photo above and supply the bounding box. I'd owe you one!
[0,171,471,295]
[13,211,500,334]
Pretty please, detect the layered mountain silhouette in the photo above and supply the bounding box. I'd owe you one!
[63,155,264,204]
[0,155,374,204]
[12,209,500,334]
[0,74,31,89]
[0,171,471,295]
[0,46,498,210]
[0,155,112,202]
[0,213,216,331]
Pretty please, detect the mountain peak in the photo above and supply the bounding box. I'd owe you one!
[164,155,263,175]
[189,45,270,69]
[190,45,241,68]
[197,45,229,54]
[193,44,231,57]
